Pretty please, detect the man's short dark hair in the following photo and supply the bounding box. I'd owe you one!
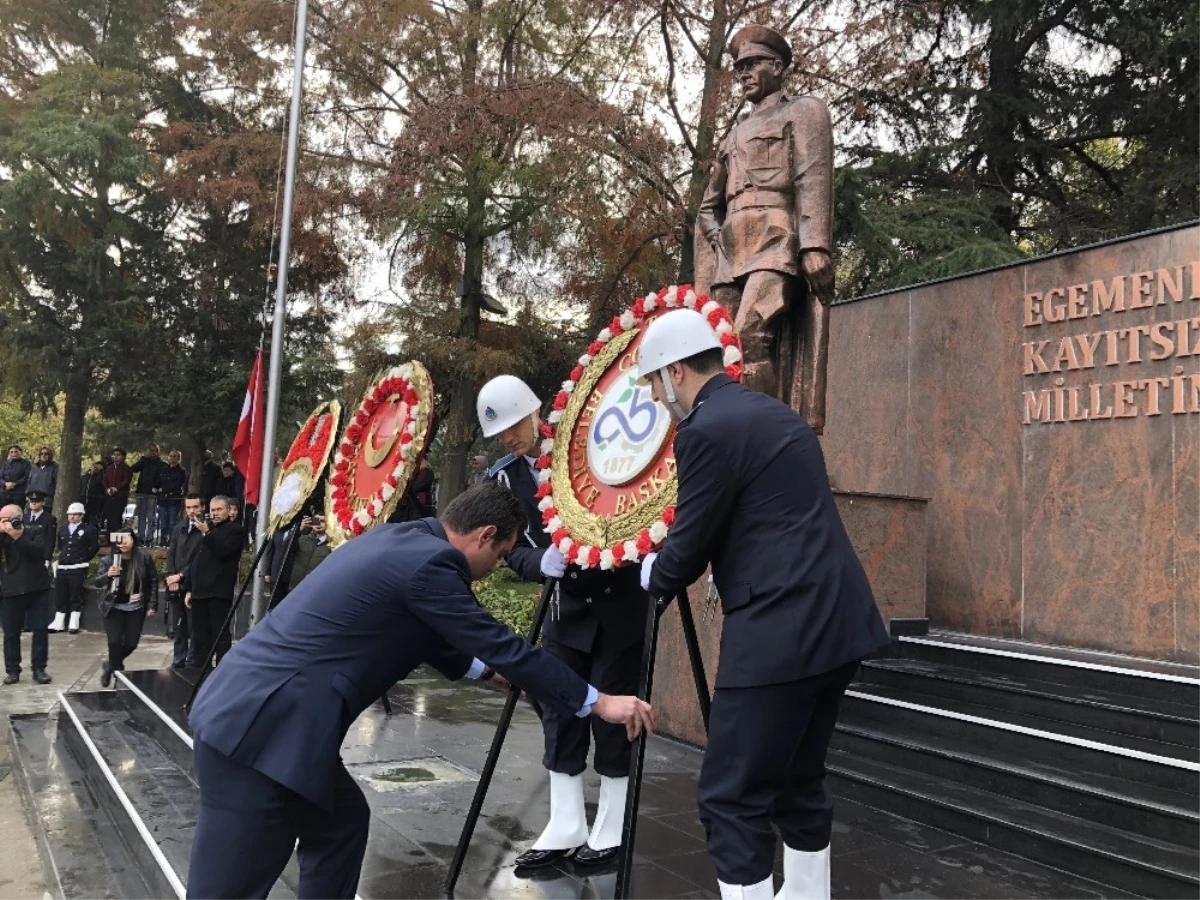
[184,493,203,502]
[7,444,21,452]
[441,483,526,544]
[680,348,725,376]
[222,462,234,471]
[111,447,125,455]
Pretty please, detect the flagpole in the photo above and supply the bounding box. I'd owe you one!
[251,0,309,626]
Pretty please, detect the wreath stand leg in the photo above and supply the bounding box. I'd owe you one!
[444,577,557,898]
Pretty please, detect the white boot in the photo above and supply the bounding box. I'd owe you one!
[68,611,82,633]
[49,612,66,633]
[718,876,774,900]
[530,771,588,850]
[585,775,628,851]
[778,844,831,900]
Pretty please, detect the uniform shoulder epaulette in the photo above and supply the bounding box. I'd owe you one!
[487,454,518,479]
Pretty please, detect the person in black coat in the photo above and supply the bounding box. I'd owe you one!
[476,375,649,868]
[153,450,189,547]
[51,502,99,634]
[0,503,53,684]
[199,450,222,502]
[183,494,245,669]
[0,445,31,508]
[82,461,107,527]
[165,495,206,668]
[185,483,654,899]
[636,310,891,900]
[94,532,158,687]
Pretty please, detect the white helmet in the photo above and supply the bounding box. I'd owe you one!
[68,502,86,515]
[477,375,542,438]
[636,309,722,380]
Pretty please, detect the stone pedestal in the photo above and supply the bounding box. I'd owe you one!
[653,491,928,746]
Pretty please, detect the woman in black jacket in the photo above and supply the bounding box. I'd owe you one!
[94,532,158,687]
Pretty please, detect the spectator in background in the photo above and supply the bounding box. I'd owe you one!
[467,455,489,488]
[262,522,298,609]
[82,460,106,527]
[184,495,245,669]
[200,450,222,502]
[214,461,245,510]
[0,503,52,685]
[27,447,59,505]
[24,491,56,557]
[0,446,31,508]
[103,448,133,533]
[387,458,435,523]
[51,503,99,634]
[95,532,158,688]
[131,444,166,545]
[284,515,332,593]
[154,450,188,547]
[165,494,205,669]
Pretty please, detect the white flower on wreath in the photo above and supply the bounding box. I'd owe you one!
[271,471,305,517]
[649,521,669,544]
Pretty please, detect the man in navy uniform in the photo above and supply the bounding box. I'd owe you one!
[636,309,890,900]
[476,375,649,868]
[50,502,99,634]
[186,483,654,899]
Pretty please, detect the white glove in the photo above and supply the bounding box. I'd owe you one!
[640,552,657,592]
[540,545,566,578]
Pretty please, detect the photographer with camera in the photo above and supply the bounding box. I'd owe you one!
[165,494,205,669]
[0,503,52,685]
[286,514,332,593]
[183,495,245,669]
[94,531,158,687]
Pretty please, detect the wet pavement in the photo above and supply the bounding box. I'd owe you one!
[331,673,1126,899]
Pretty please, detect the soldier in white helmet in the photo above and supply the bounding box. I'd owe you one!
[635,309,889,900]
[475,375,650,869]
[51,501,99,633]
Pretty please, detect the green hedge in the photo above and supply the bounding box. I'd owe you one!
[474,567,540,637]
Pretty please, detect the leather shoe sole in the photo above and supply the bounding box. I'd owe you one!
[573,844,619,866]
[514,847,575,870]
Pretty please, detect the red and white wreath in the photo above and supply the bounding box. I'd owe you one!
[531,284,743,570]
[327,362,431,540]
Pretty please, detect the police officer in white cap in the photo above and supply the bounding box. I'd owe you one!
[635,309,889,900]
[52,502,99,633]
[476,375,649,869]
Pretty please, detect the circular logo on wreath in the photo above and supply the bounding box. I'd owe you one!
[268,400,341,537]
[536,285,743,570]
[587,372,672,487]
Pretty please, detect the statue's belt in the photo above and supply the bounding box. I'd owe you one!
[727,190,791,214]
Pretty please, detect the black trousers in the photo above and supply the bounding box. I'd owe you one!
[104,607,147,671]
[168,592,194,667]
[188,740,369,899]
[2,590,49,675]
[541,631,642,778]
[103,496,127,532]
[55,569,88,614]
[85,497,105,527]
[191,596,233,669]
[698,661,859,884]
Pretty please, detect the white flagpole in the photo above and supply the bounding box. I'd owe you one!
[251,0,308,626]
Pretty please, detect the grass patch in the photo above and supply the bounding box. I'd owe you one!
[475,567,540,637]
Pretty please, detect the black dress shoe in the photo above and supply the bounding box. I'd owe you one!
[514,847,575,869]
[3,673,18,685]
[573,844,619,866]
[32,669,51,685]
[100,662,113,688]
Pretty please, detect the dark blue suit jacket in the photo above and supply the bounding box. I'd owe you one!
[189,518,590,810]
[649,375,890,688]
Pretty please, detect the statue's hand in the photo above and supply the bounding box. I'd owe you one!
[801,249,834,305]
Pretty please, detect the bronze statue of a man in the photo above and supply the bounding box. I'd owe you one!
[694,25,834,432]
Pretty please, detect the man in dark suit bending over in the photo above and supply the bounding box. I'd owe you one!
[186,483,655,899]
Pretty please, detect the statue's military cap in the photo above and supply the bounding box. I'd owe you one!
[728,25,792,68]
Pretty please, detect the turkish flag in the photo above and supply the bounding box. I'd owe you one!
[232,350,265,506]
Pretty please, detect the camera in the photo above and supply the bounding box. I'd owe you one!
[0,516,22,528]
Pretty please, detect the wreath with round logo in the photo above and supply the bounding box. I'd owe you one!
[267,399,341,537]
[534,285,742,569]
